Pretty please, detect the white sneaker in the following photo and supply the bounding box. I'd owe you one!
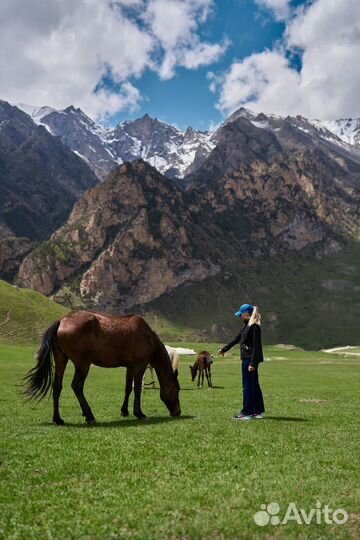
[252,413,264,419]
[232,414,251,420]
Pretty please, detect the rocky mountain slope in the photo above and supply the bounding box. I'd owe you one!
[17,121,360,311]
[3,100,360,325]
[0,100,98,280]
[17,161,227,310]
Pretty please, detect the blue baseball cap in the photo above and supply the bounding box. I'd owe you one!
[235,304,254,317]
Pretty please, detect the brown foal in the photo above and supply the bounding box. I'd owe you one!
[189,351,213,388]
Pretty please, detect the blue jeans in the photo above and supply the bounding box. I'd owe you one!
[241,357,265,415]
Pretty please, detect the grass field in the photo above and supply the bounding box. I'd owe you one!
[0,343,359,540]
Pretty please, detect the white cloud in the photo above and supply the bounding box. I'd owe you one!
[144,0,228,79]
[215,50,302,115]
[254,0,291,21]
[214,0,360,120]
[0,0,226,119]
[82,82,142,120]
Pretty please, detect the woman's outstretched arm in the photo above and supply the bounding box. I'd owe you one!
[218,332,242,355]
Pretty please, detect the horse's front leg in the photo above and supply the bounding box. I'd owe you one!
[133,369,147,419]
[149,366,156,388]
[121,368,133,417]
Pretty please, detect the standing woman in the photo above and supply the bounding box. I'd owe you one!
[218,304,265,420]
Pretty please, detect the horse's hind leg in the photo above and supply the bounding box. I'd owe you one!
[205,367,213,388]
[71,363,95,425]
[133,368,147,419]
[208,366,213,388]
[53,346,68,425]
[121,368,133,417]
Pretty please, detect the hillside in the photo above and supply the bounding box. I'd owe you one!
[2,241,360,349]
[141,241,360,349]
[0,280,67,344]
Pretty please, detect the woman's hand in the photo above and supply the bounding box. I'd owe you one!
[248,365,256,372]
[218,349,225,356]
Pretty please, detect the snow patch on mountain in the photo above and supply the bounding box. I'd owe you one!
[310,118,360,147]
[15,103,57,122]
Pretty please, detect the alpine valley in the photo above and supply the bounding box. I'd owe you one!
[1,99,360,347]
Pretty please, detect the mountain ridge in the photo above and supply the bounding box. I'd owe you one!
[14,101,360,181]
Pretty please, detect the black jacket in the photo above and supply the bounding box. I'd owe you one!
[221,322,264,367]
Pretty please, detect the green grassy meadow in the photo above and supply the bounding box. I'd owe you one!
[0,343,359,540]
[0,280,67,344]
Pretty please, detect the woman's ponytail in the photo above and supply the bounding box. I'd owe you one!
[248,305,261,326]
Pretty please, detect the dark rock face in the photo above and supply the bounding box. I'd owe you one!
[39,106,117,178]
[0,100,98,278]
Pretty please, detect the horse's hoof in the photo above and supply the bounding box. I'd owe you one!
[135,413,147,420]
[86,417,96,426]
[53,418,65,426]
[121,410,129,417]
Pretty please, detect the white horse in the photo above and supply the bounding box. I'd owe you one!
[142,345,196,388]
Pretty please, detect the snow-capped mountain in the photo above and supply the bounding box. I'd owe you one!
[223,107,360,150]
[15,104,216,179]
[15,103,57,124]
[14,102,360,181]
[309,117,360,147]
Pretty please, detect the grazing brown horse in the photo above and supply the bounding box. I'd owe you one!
[23,311,181,425]
[189,351,213,388]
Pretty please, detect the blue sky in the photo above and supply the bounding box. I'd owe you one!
[110,0,291,129]
[1,0,359,129]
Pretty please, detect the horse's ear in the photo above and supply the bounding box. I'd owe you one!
[174,369,178,379]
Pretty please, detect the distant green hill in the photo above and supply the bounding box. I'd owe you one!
[0,280,67,344]
[141,241,360,350]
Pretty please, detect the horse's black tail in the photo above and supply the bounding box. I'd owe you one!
[23,320,60,401]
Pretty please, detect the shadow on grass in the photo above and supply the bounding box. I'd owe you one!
[39,415,195,429]
[144,386,225,391]
[264,416,308,422]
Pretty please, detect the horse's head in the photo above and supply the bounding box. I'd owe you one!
[189,363,198,381]
[160,369,181,417]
